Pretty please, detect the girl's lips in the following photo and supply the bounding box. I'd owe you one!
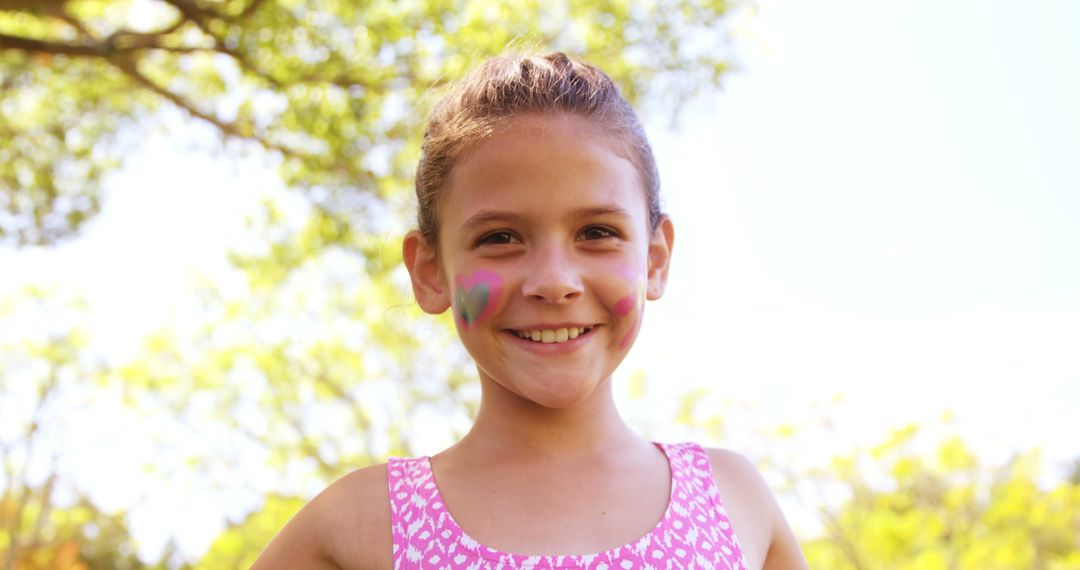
[506,322,596,331]
[501,326,597,354]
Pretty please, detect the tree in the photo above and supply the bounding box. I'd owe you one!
[0,0,732,246]
[793,424,1080,570]
[193,495,302,570]
[671,395,1080,569]
[0,287,175,570]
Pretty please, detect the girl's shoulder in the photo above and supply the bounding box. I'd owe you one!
[700,447,772,504]
[252,462,391,570]
[699,446,807,570]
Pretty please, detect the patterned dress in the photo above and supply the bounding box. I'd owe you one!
[388,442,749,569]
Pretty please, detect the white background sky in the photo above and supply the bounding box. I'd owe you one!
[2,0,1079,561]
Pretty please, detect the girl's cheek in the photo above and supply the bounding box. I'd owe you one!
[611,265,647,350]
[452,269,504,330]
[618,289,645,350]
[613,294,636,317]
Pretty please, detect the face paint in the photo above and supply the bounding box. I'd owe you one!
[618,287,645,350]
[613,294,637,317]
[613,264,648,350]
[620,313,642,350]
[453,269,504,328]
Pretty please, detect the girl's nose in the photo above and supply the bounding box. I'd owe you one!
[521,246,584,304]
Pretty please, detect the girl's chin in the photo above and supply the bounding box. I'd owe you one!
[485,373,612,410]
[524,387,598,410]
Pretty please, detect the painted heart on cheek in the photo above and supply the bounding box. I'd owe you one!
[453,269,504,329]
[455,283,490,325]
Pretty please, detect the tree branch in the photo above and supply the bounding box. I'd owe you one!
[287,414,337,477]
[53,11,97,39]
[0,32,107,57]
[25,472,57,553]
[106,57,301,161]
[158,0,230,26]
[232,0,268,21]
[0,1,283,89]
[0,30,214,59]
[156,0,285,88]
[0,0,68,14]
[106,31,213,54]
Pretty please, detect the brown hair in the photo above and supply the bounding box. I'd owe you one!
[414,51,661,246]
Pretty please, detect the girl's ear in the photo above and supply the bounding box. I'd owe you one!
[403,230,451,314]
[646,215,675,301]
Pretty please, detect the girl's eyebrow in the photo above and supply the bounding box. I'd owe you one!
[462,206,632,230]
[462,210,525,230]
[571,206,633,220]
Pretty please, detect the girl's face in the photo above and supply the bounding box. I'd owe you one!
[405,114,674,409]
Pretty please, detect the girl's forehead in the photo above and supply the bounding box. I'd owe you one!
[488,113,629,155]
[440,115,645,214]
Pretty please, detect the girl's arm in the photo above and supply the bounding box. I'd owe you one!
[251,464,392,570]
[761,499,808,570]
[706,449,809,570]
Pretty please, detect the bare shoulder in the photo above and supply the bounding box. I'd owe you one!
[702,448,807,570]
[252,462,392,570]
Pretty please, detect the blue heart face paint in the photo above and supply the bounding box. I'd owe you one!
[455,283,490,325]
[453,269,504,329]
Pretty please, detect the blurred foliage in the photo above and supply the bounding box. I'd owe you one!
[791,425,1080,569]
[0,493,163,570]
[193,495,302,570]
[0,288,176,569]
[0,0,732,246]
[673,395,1080,570]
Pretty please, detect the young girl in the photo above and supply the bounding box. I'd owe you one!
[254,52,807,570]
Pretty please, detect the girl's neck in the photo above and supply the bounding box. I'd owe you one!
[449,375,648,464]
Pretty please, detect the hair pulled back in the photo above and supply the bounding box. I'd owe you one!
[414,52,661,246]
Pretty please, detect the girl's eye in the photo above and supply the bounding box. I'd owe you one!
[477,231,520,246]
[580,226,618,240]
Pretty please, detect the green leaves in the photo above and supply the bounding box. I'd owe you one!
[800,427,1080,570]
[1,0,734,246]
[195,495,305,570]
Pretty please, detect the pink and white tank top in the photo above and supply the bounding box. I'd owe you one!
[387,442,748,569]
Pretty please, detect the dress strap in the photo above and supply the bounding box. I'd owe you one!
[387,456,436,568]
[661,442,748,568]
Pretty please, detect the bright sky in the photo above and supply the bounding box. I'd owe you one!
[639,0,1080,464]
[2,0,1078,561]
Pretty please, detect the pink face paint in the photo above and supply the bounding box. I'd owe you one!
[612,264,647,350]
[619,313,642,350]
[613,294,637,317]
[617,293,644,350]
[453,269,503,329]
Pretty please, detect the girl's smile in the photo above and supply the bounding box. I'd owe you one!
[408,113,673,409]
[504,323,598,354]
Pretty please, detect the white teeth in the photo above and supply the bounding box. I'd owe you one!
[515,326,591,344]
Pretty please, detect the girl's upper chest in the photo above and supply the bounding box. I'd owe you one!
[436,455,673,556]
[385,443,752,569]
